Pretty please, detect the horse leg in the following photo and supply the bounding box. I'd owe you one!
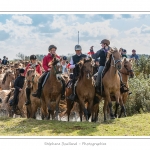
[103,99,108,121]
[114,102,120,118]
[118,99,126,118]
[55,96,61,120]
[66,99,74,122]
[79,104,83,122]
[87,99,93,121]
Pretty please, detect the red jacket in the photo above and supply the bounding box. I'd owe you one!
[42,53,60,72]
[24,63,42,76]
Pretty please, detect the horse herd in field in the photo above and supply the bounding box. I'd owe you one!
[0,48,134,122]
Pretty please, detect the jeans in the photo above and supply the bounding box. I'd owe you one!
[96,66,104,86]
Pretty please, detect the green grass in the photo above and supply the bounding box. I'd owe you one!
[0,113,150,136]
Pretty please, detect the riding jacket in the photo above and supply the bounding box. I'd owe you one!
[24,63,42,76]
[90,47,111,66]
[42,53,60,72]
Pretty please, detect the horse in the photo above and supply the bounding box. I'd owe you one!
[41,56,63,120]
[25,69,41,119]
[76,57,95,121]
[0,70,15,90]
[112,58,134,118]
[102,47,122,121]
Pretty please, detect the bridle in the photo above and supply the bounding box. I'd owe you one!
[111,53,122,69]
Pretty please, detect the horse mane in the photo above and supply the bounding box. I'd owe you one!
[102,54,112,78]
[2,71,9,84]
[78,57,93,80]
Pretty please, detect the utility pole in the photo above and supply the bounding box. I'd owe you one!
[78,31,79,44]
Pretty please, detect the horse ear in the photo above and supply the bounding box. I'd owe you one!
[129,59,132,63]
[124,58,126,62]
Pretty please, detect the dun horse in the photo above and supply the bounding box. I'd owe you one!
[113,58,134,118]
[41,57,63,120]
[76,57,95,121]
[102,48,122,121]
[26,69,41,119]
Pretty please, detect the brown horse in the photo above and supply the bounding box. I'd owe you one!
[25,69,41,119]
[0,70,15,90]
[41,57,63,120]
[76,57,95,121]
[112,58,134,118]
[102,47,122,121]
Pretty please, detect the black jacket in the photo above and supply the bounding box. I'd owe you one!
[91,47,110,66]
[2,59,8,65]
[14,75,25,91]
[72,54,87,76]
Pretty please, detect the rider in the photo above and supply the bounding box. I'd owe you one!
[24,55,42,105]
[68,44,87,101]
[90,39,111,93]
[32,45,66,100]
[12,68,25,111]
[121,49,128,58]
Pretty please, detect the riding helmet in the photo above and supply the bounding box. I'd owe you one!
[132,49,136,52]
[100,39,110,45]
[30,55,37,60]
[48,45,57,51]
[19,68,25,73]
[75,45,82,51]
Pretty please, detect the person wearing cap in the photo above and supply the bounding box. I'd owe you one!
[90,39,111,93]
[61,56,69,75]
[121,48,128,58]
[24,55,42,105]
[68,44,87,101]
[32,45,66,100]
[11,68,25,111]
[2,56,8,65]
[130,49,139,60]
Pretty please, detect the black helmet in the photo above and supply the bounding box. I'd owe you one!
[75,45,82,50]
[122,49,127,53]
[100,39,110,45]
[30,55,37,60]
[48,45,57,51]
[3,56,6,58]
[63,56,67,60]
[19,68,25,73]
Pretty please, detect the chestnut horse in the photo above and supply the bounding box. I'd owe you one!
[76,57,95,121]
[41,57,63,120]
[102,47,122,121]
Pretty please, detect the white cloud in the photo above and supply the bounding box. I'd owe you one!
[12,15,32,24]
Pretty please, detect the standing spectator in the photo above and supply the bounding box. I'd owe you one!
[61,56,69,75]
[2,56,8,65]
[130,49,139,60]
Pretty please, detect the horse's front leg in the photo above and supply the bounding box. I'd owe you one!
[87,98,94,121]
[118,96,126,118]
[55,95,61,120]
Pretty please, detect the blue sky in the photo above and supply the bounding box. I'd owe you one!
[0,14,150,60]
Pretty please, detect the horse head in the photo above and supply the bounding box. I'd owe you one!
[49,56,62,75]
[79,57,94,80]
[26,69,40,88]
[109,47,122,70]
[121,58,134,78]
[2,70,15,85]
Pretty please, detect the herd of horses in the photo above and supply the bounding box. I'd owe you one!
[0,47,134,122]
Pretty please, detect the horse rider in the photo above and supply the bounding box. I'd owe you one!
[90,39,111,93]
[32,45,66,100]
[68,44,87,101]
[24,55,42,105]
[121,48,128,58]
[12,68,25,111]
[2,56,8,65]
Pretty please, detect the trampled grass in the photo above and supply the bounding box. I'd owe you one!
[0,113,150,136]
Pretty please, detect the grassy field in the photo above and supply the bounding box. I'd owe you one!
[0,113,150,136]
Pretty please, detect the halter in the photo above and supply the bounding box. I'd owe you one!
[119,62,134,75]
[111,53,122,68]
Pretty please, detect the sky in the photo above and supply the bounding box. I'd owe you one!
[0,14,150,60]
